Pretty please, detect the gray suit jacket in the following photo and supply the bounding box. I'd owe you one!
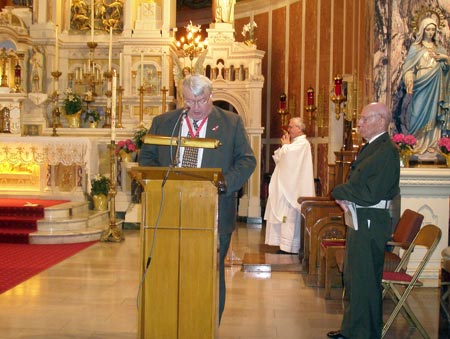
[138,106,256,234]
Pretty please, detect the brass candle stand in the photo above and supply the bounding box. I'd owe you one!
[161,86,168,113]
[100,140,124,242]
[331,74,347,120]
[138,85,145,128]
[117,85,124,128]
[86,41,99,96]
[51,70,62,136]
[103,71,112,128]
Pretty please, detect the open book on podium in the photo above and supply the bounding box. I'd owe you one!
[133,166,223,339]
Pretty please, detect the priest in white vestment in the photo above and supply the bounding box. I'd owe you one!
[264,117,315,254]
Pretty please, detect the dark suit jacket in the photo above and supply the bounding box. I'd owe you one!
[138,106,257,234]
[332,132,400,206]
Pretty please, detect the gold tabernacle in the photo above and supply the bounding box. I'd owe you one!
[143,134,222,148]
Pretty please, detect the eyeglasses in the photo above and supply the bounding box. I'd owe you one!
[358,113,380,123]
[184,95,211,107]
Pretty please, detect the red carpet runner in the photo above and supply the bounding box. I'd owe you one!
[0,198,69,243]
[0,241,97,294]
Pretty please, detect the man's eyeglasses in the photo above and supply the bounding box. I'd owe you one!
[184,95,211,107]
[358,113,380,123]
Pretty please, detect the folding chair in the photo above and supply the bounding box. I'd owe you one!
[320,209,423,299]
[381,224,442,339]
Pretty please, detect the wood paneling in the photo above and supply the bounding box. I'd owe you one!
[288,1,303,121]
[303,1,318,137]
[270,7,287,139]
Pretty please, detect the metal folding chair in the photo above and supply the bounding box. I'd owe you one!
[381,224,442,339]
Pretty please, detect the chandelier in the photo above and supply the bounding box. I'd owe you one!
[175,21,208,68]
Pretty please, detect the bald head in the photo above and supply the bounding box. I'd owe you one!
[357,102,391,140]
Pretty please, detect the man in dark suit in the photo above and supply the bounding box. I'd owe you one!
[138,74,256,322]
[327,102,400,339]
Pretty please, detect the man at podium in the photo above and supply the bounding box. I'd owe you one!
[138,74,256,322]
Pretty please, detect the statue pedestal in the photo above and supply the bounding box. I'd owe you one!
[207,23,235,43]
[399,167,450,286]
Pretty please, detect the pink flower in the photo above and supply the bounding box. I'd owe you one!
[391,133,416,151]
[438,137,450,154]
[116,139,137,154]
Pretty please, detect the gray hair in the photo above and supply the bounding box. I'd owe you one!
[182,74,213,96]
[291,117,306,132]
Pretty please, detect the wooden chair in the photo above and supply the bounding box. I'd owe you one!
[319,208,424,299]
[382,224,442,338]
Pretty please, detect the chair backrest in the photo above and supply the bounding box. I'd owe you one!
[392,209,424,249]
[393,224,442,275]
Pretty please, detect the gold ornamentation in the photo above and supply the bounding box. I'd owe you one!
[66,110,82,128]
[399,149,412,168]
[92,194,108,211]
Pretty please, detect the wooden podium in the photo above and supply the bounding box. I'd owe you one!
[134,166,223,339]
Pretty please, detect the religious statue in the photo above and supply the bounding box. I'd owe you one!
[213,0,236,24]
[29,45,43,93]
[394,16,450,155]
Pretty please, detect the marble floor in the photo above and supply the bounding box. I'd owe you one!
[0,222,441,339]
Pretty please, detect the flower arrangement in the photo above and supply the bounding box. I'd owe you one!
[241,20,257,45]
[392,133,417,151]
[63,88,83,115]
[116,139,137,154]
[90,174,110,196]
[133,127,148,150]
[438,136,450,154]
[83,109,101,123]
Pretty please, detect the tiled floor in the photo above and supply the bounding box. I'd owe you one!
[0,223,441,338]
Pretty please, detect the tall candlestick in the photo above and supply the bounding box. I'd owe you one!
[140,51,144,87]
[119,52,123,87]
[111,70,117,141]
[90,0,94,42]
[108,27,113,71]
[55,25,59,70]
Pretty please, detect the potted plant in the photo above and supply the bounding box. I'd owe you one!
[63,88,83,127]
[133,127,148,151]
[438,136,450,167]
[391,133,417,168]
[90,174,111,210]
[84,109,101,128]
[116,139,137,162]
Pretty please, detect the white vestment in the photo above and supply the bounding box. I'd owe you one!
[264,135,315,253]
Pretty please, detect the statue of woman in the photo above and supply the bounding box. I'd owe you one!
[398,17,450,155]
[29,46,43,93]
[213,0,236,24]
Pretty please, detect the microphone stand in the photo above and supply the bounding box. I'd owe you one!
[172,110,188,167]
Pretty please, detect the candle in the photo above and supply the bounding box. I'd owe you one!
[334,75,342,96]
[119,52,123,87]
[55,25,59,70]
[90,0,94,42]
[279,92,287,110]
[111,70,117,141]
[307,87,314,106]
[108,27,113,71]
[140,51,144,87]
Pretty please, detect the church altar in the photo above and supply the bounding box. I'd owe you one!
[0,136,94,196]
[399,167,450,287]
